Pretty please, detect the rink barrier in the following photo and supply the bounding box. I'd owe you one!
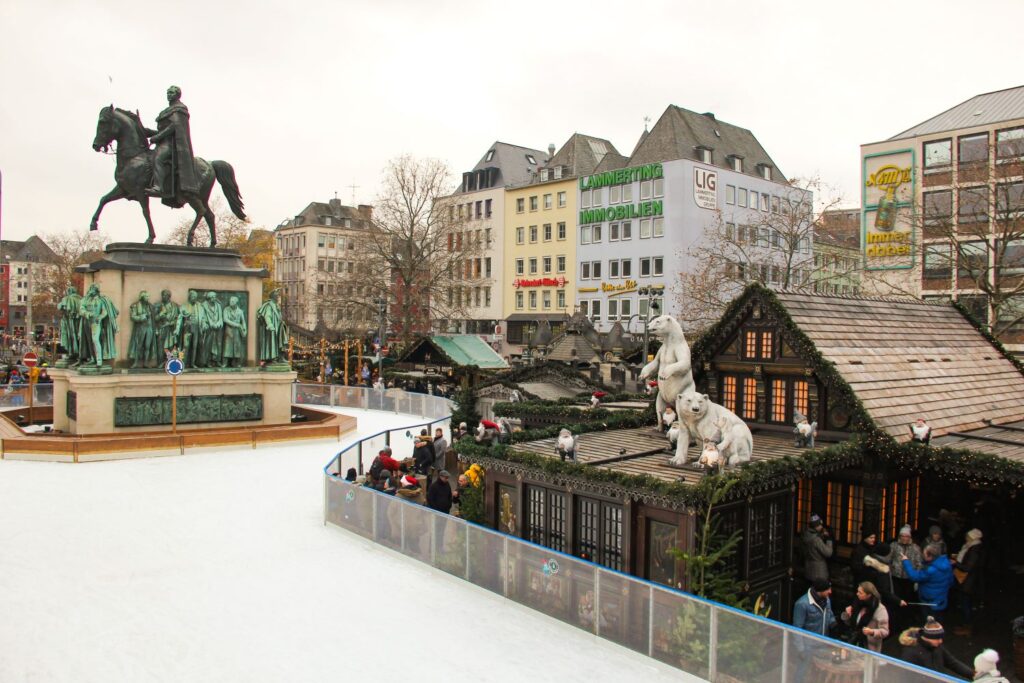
[321,388,956,683]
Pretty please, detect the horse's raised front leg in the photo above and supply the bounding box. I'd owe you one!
[90,186,127,232]
[139,196,156,244]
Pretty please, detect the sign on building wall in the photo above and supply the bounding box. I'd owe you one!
[862,149,915,270]
[693,167,717,210]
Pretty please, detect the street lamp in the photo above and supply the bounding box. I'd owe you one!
[637,285,663,364]
[375,296,387,383]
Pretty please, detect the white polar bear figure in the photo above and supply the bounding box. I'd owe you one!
[671,391,753,468]
[638,315,694,430]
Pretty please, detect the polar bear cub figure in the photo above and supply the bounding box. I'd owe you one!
[639,315,695,430]
[671,391,753,468]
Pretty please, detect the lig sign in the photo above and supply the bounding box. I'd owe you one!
[861,149,915,271]
[693,167,717,210]
[512,276,567,288]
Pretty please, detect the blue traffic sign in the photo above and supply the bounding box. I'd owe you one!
[165,358,184,376]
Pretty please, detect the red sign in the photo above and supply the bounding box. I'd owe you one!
[512,276,567,289]
[23,351,38,368]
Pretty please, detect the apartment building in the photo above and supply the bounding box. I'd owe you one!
[860,85,1024,350]
[503,133,621,355]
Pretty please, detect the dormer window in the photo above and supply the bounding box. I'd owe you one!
[758,163,772,181]
[553,166,563,179]
[540,168,549,181]
[728,155,744,173]
[695,146,713,164]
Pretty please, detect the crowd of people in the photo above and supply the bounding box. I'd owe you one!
[792,513,1009,681]
[342,426,470,519]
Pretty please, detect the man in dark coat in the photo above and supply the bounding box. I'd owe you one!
[899,617,973,678]
[801,514,834,584]
[427,470,453,514]
[145,85,199,202]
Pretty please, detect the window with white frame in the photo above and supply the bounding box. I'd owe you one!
[557,255,566,272]
[608,299,618,321]
[543,194,553,210]
[997,127,1024,160]
[529,225,538,243]
[543,224,552,241]
[516,291,524,309]
[738,188,748,208]
[610,222,620,241]
[558,191,567,208]
[529,291,537,308]
[761,193,769,211]
[557,222,567,239]
[581,262,591,279]
[581,190,591,208]
[592,224,602,242]
[557,290,566,308]
[621,258,632,277]
[653,256,664,276]
[610,186,621,204]
[653,217,664,237]
[579,300,589,317]
[592,188,603,206]
[726,185,735,204]
[581,225,592,244]
[543,256,552,273]
[516,198,525,213]
[621,221,632,240]
[622,184,633,202]
[640,257,651,277]
[640,180,652,200]
[529,196,538,211]
[653,178,664,198]
[620,298,632,318]
[543,290,551,309]
[516,227,524,244]
[610,260,620,278]
[591,299,602,322]
[592,261,602,278]
[640,219,652,239]
[529,258,538,274]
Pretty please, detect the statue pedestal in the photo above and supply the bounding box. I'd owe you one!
[50,243,296,435]
[51,368,295,434]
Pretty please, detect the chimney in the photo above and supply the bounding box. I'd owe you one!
[328,197,342,216]
[702,112,716,120]
[548,143,555,157]
[357,204,373,221]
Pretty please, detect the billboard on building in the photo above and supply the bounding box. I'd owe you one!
[862,149,915,270]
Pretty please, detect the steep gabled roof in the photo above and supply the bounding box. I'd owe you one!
[889,85,1024,141]
[0,236,59,263]
[629,105,787,181]
[466,141,549,189]
[543,133,621,179]
[400,335,508,370]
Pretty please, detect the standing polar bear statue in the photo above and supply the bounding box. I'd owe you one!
[672,391,752,468]
[639,315,694,430]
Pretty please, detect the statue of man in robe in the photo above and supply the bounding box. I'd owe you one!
[57,285,82,363]
[79,283,119,367]
[197,291,224,367]
[128,290,158,368]
[177,289,203,367]
[221,295,247,368]
[154,289,180,355]
[256,288,288,364]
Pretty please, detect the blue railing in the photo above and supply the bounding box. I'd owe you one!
[318,385,956,683]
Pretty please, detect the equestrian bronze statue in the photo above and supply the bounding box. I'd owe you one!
[90,85,246,246]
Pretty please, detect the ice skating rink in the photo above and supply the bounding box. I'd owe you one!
[0,408,691,683]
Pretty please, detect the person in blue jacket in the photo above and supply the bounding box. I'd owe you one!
[792,578,838,681]
[900,544,954,621]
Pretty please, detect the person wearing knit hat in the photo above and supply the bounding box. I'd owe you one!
[928,525,947,556]
[973,649,1009,682]
[800,513,833,588]
[951,528,984,636]
[899,616,973,677]
[791,576,837,681]
[890,524,923,633]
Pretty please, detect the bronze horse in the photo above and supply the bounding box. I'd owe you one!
[91,106,245,246]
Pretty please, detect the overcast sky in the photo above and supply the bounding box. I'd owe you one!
[2,0,1022,244]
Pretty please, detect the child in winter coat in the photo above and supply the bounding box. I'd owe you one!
[972,649,1010,682]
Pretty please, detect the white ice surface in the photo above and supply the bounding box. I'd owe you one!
[0,408,692,683]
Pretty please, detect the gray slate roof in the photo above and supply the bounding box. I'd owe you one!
[280,199,371,230]
[542,133,621,180]
[0,236,58,263]
[628,105,787,182]
[889,85,1024,140]
[462,141,549,191]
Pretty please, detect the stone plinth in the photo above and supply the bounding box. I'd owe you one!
[50,368,296,435]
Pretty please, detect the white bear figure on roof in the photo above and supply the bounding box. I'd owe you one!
[672,391,752,468]
[638,315,695,431]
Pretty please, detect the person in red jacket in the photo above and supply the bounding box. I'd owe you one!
[375,446,403,474]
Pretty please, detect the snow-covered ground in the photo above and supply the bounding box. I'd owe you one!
[0,408,690,683]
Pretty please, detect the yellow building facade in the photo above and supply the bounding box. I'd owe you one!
[502,177,576,353]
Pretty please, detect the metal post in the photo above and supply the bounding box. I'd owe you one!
[171,373,178,433]
[400,503,405,552]
[371,490,378,540]
[26,257,33,349]
[323,475,328,526]
[357,441,363,476]
[27,370,35,425]
[863,655,875,683]
[594,569,601,637]
[708,606,718,681]
[430,511,437,566]
[464,523,470,580]
[648,586,655,657]
[780,628,789,681]
[503,536,509,597]
[377,297,386,386]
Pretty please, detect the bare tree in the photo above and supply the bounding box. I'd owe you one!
[909,150,1024,339]
[677,177,853,330]
[318,155,477,348]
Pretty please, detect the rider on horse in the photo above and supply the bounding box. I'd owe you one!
[144,85,199,205]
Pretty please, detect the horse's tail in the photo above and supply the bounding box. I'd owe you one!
[212,160,246,220]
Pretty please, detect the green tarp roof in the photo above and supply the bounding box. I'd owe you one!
[414,335,509,370]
